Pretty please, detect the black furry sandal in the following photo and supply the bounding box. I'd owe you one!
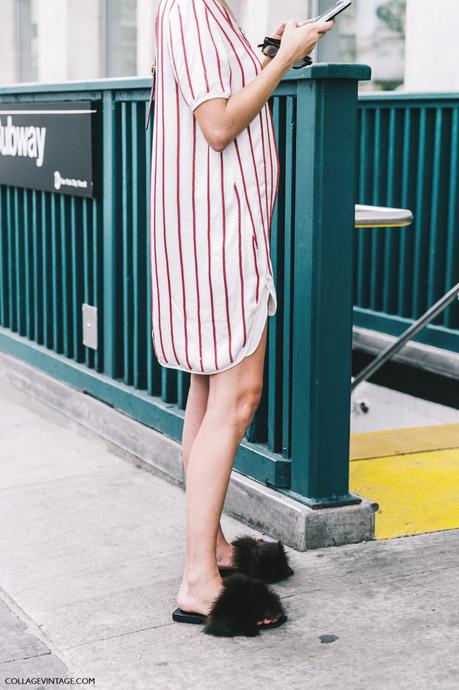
[218,536,294,583]
[172,573,287,637]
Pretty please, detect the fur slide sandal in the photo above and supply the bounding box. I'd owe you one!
[172,573,287,637]
[218,536,294,583]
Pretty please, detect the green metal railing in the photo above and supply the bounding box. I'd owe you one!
[355,92,459,352]
[0,66,368,508]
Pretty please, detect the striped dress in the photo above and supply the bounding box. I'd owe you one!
[150,0,279,374]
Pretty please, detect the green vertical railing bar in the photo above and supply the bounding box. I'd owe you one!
[445,109,459,328]
[14,188,24,334]
[397,107,412,316]
[60,195,70,358]
[93,197,102,373]
[145,101,161,396]
[41,192,51,349]
[427,109,442,311]
[413,109,428,318]
[382,108,397,313]
[102,89,120,380]
[287,65,371,508]
[6,189,14,330]
[281,96,295,459]
[121,101,132,386]
[0,190,4,326]
[23,191,31,338]
[31,191,39,343]
[267,97,283,454]
[82,198,90,368]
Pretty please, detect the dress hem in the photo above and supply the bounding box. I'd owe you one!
[154,279,276,375]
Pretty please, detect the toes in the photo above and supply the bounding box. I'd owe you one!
[257,615,279,626]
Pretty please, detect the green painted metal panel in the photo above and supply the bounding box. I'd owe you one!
[102,89,120,380]
[355,94,459,346]
[289,72,364,507]
[12,71,459,508]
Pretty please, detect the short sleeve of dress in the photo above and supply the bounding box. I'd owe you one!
[166,0,232,112]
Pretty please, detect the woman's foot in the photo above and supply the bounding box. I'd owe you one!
[177,572,223,617]
[216,540,236,569]
[176,570,281,625]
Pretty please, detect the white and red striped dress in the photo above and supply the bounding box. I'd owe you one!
[150,0,279,374]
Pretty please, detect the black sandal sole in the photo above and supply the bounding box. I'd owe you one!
[172,607,288,629]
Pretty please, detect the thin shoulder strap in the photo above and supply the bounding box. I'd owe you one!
[145,7,159,131]
[145,61,156,131]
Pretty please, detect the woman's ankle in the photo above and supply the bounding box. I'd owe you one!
[216,541,235,565]
[183,562,221,589]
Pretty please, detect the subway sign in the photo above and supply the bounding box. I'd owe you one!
[0,101,99,198]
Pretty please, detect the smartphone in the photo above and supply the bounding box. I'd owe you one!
[315,0,352,23]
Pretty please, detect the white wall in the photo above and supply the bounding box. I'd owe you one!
[13,0,459,92]
[137,0,159,75]
[36,0,69,82]
[67,0,103,80]
[238,0,313,49]
[0,0,17,84]
[405,0,459,91]
[36,0,103,82]
[209,0,315,56]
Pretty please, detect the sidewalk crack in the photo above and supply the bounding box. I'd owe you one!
[0,651,52,666]
[61,621,175,652]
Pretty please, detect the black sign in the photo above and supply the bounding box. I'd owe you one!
[0,101,99,198]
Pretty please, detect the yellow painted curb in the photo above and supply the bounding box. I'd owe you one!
[350,447,459,540]
[350,424,459,461]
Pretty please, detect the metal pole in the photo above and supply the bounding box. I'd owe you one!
[352,283,459,391]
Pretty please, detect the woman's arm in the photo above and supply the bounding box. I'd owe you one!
[260,55,274,70]
[194,54,293,152]
[194,18,334,152]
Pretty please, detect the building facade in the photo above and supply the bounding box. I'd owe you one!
[0,0,457,91]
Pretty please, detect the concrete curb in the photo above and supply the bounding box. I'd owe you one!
[0,351,377,551]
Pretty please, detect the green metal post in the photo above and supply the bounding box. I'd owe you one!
[287,64,371,508]
[102,90,120,379]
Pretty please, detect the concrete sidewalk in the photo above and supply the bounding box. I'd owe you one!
[0,379,458,690]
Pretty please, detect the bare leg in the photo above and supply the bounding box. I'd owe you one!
[181,374,235,566]
[177,321,276,621]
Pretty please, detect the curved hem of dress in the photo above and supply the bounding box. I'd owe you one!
[154,279,276,376]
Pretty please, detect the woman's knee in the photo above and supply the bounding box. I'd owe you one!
[235,386,262,431]
[209,380,263,436]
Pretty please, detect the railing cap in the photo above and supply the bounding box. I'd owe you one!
[0,64,371,99]
[0,76,151,96]
[284,62,371,81]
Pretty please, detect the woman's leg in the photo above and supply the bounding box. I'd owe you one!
[177,321,273,617]
[182,374,236,567]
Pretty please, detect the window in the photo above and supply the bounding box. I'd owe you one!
[317,0,406,90]
[103,0,137,77]
[15,0,38,82]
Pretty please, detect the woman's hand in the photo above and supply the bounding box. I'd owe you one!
[275,17,335,69]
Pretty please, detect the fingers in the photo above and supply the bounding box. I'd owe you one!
[315,19,335,33]
[297,18,316,26]
[272,21,287,36]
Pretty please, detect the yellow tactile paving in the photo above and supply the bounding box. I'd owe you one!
[350,424,459,461]
[349,428,459,541]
